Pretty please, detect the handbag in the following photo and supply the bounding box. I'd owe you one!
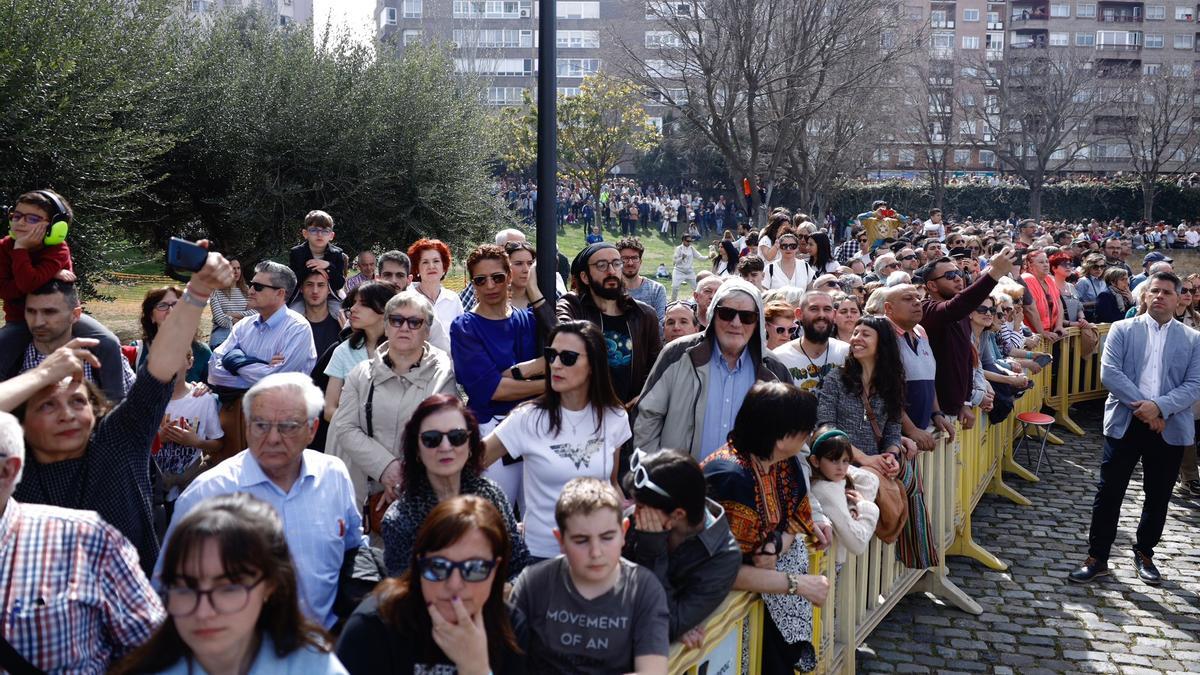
[860,389,910,544]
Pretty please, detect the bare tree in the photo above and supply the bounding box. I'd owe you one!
[962,47,1121,219]
[899,55,966,211]
[1117,70,1198,221]
[616,0,907,225]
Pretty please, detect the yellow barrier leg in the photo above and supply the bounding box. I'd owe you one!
[910,570,983,616]
[1002,451,1040,483]
[1052,411,1085,436]
[947,516,1008,571]
[986,472,1031,506]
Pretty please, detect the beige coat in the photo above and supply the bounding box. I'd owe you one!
[329,342,458,505]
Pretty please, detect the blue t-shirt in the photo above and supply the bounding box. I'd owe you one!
[450,309,541,424]
[324,341,369,380]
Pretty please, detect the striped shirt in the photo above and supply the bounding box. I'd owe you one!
[208,288,252,330]
[0,499,164,673]
[159,450,366,629]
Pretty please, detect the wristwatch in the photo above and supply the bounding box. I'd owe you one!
[510,365,525,381]
[181,289,209,309]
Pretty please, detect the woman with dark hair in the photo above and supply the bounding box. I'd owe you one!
[712,240,740,276]
[482,321,631,561]
[336,496,523,675]
[809,232,839,275]
[817,315,938,569]
[381,394,529,578]
[451,244,549,510]
[1095,267,1133,323]
[112,493,346,674]
[125,285,211,382]
[321,280,398,422]
[701,382,829,673]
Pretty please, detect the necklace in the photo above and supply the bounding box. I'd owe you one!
[796,340,829,372]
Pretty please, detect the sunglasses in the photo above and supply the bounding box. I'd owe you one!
[387,314,426,330]
[772,324,793,335]
[975,306,995,315]
[630,448,672,499]
[899,255,917,261]
[544,346,581,366]
[779,243,800,250]
[249,281,282,292]
[416,556,498,583]
[931,270,963,281]
[420,428,470,448]
[471,272,507,287]
[714,306,758,325]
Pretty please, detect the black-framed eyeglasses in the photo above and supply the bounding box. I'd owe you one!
[620,254,642,264]
[420,428,470,449]
[589,259,624,273]
[8,211,47,226]
[930,270,963,282]
[249,281,283,292]
[306,227,333,236]
[417,556,499,583]
[165,578,266,617]
[471,272,507,287]
[247,419,308,437]
[714,306,758,325]
[387,314,426,330]
[155,301,179,311]
[630,448,672,499]
[545,347,581,366]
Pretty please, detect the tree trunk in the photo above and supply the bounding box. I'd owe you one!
[1028,184,1042,221]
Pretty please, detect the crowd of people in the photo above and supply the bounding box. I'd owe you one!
[0,185,1197,673]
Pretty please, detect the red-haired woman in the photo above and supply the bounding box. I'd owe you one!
[407,238,464,338]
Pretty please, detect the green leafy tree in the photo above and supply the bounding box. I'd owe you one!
[0,0,182,295]
[137,10,504,264]
[501,73,659,216]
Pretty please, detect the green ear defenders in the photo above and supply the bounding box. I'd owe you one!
[4,189,70,245]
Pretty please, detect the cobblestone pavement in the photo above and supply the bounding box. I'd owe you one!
[859,403,1200,674]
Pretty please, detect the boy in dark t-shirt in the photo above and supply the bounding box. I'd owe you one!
[511,478,670,674]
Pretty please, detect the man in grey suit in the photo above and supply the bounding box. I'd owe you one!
[1069,272,1200,585]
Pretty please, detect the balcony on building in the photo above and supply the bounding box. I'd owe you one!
[1096,30,1143,58]
[1010,0,1049,23]
[1098,2,1143,22]
[1010,26,1049,50]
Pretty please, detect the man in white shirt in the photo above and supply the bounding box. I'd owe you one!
[671,234,702,301]
[922,208,946,241]
[771,290,848,392]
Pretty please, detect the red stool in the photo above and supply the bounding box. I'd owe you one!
[1015,412,1056,477]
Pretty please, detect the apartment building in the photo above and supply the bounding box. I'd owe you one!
[186,0,313,27]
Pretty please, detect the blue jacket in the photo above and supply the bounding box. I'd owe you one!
[1101,313,1200,446]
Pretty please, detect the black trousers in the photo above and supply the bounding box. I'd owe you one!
[1087,417,1184,561]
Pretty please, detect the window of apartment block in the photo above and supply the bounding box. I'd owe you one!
[954,149,972,164]
[1175,6,1194,21]
[1076,3,1096,18]
[1049,32,1069,46]
[1076,32,1095,46]
[383,7,397,24]
[1050,3,1070,17]
[1143,62,1161,74]
[402,0,422,18]
[963,8,980,21]
[558,2,600,19]
[557,58,601,77]
[980,150,995,167]
[932,32,954,48]
[645,2,697,19]
[1174,33,1194,48]
[402,29,422,45]
[557,87,582,97]
[455,58,533,76]
[1144,33,1164,48]
[962,35,981,49]
[487,87,528,105]
[898,149,916,166]
[645,31,684,49]
[1145,5,1165,20]
[1172,63,1193,76]
[557,30,600,48]
[987,11,1000,24]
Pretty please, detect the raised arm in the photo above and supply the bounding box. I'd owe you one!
[146,244,235,383]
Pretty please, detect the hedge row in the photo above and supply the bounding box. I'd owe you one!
[810,181,1200,223]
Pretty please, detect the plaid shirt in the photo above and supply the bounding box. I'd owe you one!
[0,499,164,673]
[22,342,135,397]
[835,239,866,265]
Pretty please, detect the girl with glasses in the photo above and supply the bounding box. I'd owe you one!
[482,321,631,562]
[125,285,211,383]
[337,495,523,675]
[113,493,347,675]
[328,290,457,520]
[380,394,528,579]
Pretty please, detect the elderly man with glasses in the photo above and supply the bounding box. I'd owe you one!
[156,372,366,630]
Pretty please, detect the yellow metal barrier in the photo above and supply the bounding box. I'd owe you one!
[671,330,1108,674]
[1045,324,1112,436]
